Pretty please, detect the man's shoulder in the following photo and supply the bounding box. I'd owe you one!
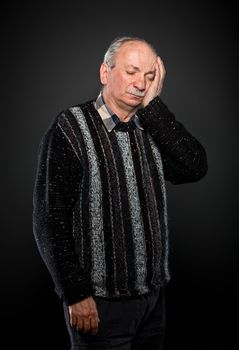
[57,98,95,121]
[67,99,96,115]
[41,98,96,143]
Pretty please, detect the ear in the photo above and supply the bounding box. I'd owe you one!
[100,63,109,85]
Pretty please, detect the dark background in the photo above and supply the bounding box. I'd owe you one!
[1,1,238,348]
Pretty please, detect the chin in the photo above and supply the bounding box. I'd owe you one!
[127,102,141,109]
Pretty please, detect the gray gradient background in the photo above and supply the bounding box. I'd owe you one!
[1,1,238,348]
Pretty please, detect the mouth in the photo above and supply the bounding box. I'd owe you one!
[127,92,144,99]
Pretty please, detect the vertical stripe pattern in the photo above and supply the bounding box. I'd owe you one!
[70,107,107,294]
[115,132,148,292]
[148,136,170,280]
[57,103,171,298]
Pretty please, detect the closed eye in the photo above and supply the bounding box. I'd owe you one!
[147,74,155,81]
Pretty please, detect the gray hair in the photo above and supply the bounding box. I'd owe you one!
[103,36,157,68]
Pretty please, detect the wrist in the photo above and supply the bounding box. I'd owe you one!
[136,97,174,131]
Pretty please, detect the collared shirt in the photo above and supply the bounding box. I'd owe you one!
[94,92,144,132]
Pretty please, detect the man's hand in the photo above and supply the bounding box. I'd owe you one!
[142,56,166,107]
[68,296,100,335]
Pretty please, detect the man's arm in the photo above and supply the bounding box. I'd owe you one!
[137,97,208,183]
[33,116,100,334]
[137,56,208,184]
[33,117,92,304]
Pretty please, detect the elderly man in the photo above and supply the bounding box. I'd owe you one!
[33,36,208,349]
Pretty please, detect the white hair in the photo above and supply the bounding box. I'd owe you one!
[103,36,157,68]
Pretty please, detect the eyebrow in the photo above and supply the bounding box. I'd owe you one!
[126,65,155,74]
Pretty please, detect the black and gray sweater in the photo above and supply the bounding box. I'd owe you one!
[33,96,208,305]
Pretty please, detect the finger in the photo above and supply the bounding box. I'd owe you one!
[90,317,100,335]
[156,57,166,95]
[153,58,160,79]
[82,317,91,333]
[70,314,77,328]
[76,318,84,331]
[157,56,166,79]
[157,55,164,68]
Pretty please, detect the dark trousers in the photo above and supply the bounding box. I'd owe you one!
[63,287,166,349]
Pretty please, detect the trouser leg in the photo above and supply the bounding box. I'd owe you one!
[63,297,144,349]
[132,287,166,350]
[63,287,166,350]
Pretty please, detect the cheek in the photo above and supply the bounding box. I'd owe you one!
[113,82,125,94]
[114,72,131,89]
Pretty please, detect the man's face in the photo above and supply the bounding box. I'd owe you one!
[100,42,157,112]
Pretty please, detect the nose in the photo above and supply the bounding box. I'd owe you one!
[134,75,146,91]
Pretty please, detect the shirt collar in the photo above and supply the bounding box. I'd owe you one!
[94,92,144,132]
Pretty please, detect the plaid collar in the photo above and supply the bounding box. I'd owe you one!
[94,92,144,132]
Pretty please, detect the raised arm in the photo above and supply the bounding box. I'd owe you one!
[137,56,208,184]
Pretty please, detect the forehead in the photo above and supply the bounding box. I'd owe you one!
[115,41,156,66]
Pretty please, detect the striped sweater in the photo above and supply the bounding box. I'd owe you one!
[33,96,208,305]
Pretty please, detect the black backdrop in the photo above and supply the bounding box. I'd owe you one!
[1,1,238,349]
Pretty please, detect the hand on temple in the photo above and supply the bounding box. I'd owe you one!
[142,56,166,107]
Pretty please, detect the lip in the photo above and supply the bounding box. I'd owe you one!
[127,92,144,99]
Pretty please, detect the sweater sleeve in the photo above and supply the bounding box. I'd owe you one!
[137,97,208,184]
[32,116,92,305]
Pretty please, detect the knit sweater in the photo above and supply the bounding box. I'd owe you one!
[32,96,208,305]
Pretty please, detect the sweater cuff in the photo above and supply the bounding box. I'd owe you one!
[137,96,175,129]
[136,97,179,143]
[59,276,93,306]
